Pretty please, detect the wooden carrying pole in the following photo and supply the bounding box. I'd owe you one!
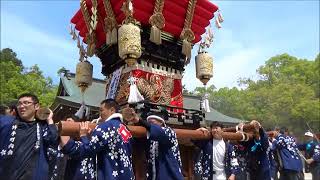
[222,124,256,133]
[58,121,254,141]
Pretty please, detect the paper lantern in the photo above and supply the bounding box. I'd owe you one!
[118,23,142,66]
[195,52,213,85]
[75,60,93,92]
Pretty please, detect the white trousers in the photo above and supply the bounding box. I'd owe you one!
[212,171,226,180]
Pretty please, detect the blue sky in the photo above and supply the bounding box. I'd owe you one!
[1,0,319,91]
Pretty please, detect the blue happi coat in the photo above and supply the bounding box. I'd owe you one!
[298,140,320,171]
[272,134,303,172]
[242,128,272,180]
[313,144,320,162]
[64,155,96,180]
[0,115,59,180]
[193,139,239,180]
[233,143,250,176]
[146,124,184,180]
[48,144,96,180]
[61,113,134,180]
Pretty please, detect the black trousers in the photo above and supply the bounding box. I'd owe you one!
[236,171,249,180]
[311,163,320,180]
[279,169,299,180]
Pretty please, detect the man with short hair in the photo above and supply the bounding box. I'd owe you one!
[60,99,135,180]
[129,112,184,180]
[298,131,320,180]
[0,104,10,116]
[8,104,17,116]
[272,127,303,180]
[305,144,320,180]
[193,121,239,180]
[0,93,58,180]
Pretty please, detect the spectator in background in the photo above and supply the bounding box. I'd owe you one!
[272,127,303,180]
[7,100,18,117]
[298,131,320,180]
[0,104,10,116]
[305,144,320,180]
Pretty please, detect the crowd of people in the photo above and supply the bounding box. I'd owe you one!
[0,93,319,180]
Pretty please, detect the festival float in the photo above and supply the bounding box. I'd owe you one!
[57,0,261,179]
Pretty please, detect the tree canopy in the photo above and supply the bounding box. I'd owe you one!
[190,53,320,135]
[0,48,57,107]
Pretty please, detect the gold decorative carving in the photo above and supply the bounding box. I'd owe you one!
[118,24,142,60]
[118,0,141,67]
[115,72,174,105]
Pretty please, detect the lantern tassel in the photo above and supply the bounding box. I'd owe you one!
[182,39,192,63]
[150,25,162,45]
[127,76,144,104]
[202,93,210,113]
[75,102,90,119]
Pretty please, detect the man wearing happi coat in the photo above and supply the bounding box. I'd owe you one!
[193,121,240,180]
[240,120,273,180]
[0,93,59,180]
[130,111,184,180]
[60,99,134,180]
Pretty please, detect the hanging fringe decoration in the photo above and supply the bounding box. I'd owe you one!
[215,17,222,29]
[218,10,224,23]
[149,0,165,45]
[214,9,224,29]
[205,27,214,48]
[85,105,90,118]
[127,76,144,104]
[80,0,98,57]
[103,0,118,45]
[202,93,210,113]
[75,102,90,119]
[180,0,197,64]
[69,24,77,40]
[198,25,214,53]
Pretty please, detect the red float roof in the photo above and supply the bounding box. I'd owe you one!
[71,0,219,49]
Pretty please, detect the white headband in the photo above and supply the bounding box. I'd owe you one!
[147,115,165,125]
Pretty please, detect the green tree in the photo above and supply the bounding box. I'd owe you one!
[192,84,216,96]
[196,53,320,135]
[0,48,23,68]
[183,84,194,95]
[249,54,320,133]
[0,48,57,107]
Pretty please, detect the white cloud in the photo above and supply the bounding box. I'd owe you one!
[1,11,104,83]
